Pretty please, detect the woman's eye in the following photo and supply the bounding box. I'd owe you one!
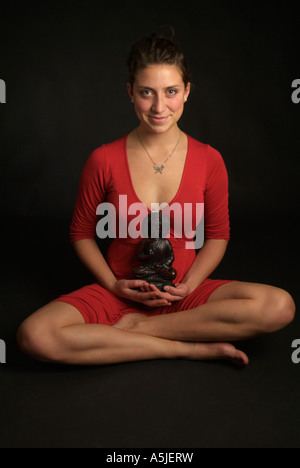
[167,89,177,95]
[141,90,152,96]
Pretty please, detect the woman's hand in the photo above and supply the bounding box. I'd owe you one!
[141,282,191,306]
[163,282,191,299]
[109,279,172,308]
[110,279,191,308]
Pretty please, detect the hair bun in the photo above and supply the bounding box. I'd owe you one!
[127,28,191,87]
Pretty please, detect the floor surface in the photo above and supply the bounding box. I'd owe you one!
[0,216,299,448]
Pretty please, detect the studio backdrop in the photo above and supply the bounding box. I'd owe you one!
[0,0,299,449]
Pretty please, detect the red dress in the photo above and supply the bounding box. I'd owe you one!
[53,133,233,324]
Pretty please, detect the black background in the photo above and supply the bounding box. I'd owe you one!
[0,0,299,448]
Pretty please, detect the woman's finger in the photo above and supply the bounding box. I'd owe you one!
[126,279,148,289]
[127,289,162,302]
[143,299,171,308]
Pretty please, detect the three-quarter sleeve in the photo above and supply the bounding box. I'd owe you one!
[204,147,230,240]
[70,145,108,243]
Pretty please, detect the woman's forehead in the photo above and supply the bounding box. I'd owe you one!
[134,64,184,87]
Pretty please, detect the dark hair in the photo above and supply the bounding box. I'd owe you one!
[127,31,191,88]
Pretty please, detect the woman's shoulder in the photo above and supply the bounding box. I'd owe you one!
[83,136,126,179]
[90,134,126,159]
[186,133,224,165]
[78,135,127,188]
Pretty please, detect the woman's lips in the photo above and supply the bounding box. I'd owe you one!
[148,115,169,124]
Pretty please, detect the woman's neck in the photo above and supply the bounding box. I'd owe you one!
[135,124,181,150]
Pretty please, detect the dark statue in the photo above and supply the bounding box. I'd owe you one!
[132,212,177,292]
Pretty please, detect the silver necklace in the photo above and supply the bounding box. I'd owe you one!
[137,130,182,174]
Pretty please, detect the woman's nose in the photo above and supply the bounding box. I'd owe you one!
[151,95,165,114]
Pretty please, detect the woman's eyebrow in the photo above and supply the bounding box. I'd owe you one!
[137,85,182,90]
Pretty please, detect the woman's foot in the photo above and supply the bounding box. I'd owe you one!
[113,312,147,332]
[179,341,249,367]
[113,314,249,367]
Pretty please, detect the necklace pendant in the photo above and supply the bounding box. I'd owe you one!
[154,164,164,174]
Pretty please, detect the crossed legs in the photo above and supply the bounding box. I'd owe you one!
[17,281,295,367]
[119,281,295,341]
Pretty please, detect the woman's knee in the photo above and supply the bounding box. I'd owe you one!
[17,315,61,363]
[260,287,296,333]
[16,302,82,363]
[17,317,43,360]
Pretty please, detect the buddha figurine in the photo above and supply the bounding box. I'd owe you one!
[132,212,177,292]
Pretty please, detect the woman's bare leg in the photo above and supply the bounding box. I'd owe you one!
[17,302,248,366]
[116,282,295,342]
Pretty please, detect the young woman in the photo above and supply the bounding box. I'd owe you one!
[17,33,295,367]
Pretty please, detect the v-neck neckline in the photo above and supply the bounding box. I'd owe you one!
[123,132,190,212]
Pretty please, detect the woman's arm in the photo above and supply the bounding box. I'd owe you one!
[73,239,117,291]
[73,238,173,307]
[181,239,228,292]
[159,239,228,300]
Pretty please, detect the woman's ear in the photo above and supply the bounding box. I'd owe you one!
[184,82,191,102]
[127,83,134,102]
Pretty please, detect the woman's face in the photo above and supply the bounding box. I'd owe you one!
[127,64,190,134]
